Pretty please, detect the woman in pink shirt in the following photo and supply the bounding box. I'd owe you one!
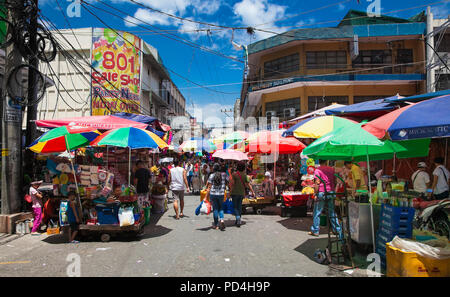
[309,160,343,240]
[29,180,43,235]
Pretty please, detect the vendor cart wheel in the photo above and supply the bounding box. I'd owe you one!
[255,208,263,215]
[100,233,111,242]
[241,207,247,215]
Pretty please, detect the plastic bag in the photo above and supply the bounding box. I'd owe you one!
[200,200,211,215]
[389,236,450,260]
[223,198,234,214]
[59,200,69,226]
[118,207,135,227]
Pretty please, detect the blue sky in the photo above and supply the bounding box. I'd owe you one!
[39,0,450,121]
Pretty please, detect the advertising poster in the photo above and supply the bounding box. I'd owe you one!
[91,28,141,115]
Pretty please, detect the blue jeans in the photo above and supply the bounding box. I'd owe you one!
[210,194,224,226]
[311,192,343,240]
[231,194,244,221]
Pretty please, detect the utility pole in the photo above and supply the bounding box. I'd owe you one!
[426,6,436,93]
[24,0,39,180]
[1,0,25,214]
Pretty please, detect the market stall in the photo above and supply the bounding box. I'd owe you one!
[28,125,168,242]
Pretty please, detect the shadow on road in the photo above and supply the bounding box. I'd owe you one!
[277,217,313,232]
[294,237,329,263]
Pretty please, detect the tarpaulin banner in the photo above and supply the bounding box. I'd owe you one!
[91,28,141,115]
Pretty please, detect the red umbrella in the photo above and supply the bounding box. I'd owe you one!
[231,130,306,154]
[35,115,148,130]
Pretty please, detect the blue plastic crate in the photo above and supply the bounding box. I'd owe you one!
[378,224,413,239]
[95,203,120,225]
[380,204,415,223]
[380,216,414,230]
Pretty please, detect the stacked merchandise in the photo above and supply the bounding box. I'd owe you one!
[376,204,415,268]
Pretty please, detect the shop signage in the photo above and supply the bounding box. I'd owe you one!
[91,28,141,115]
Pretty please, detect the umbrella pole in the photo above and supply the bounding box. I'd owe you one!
[392,153,396,177]
[65,136,82,215]
[128,147,131,187]
[366,147,375,254]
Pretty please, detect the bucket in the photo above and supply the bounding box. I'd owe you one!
[320,215,327,226]
[144,206,152,225]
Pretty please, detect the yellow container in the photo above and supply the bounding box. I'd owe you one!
[200,190,209,202]
[386,243,450,277]
[46,227,60,235]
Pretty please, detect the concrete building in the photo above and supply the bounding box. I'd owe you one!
[25,28,186,128]
[239,10,428,121]
[427,7,450,92]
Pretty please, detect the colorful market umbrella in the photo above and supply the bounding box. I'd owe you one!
[283,116,357,139]
[28,125,101,214]
[91,127,169,149]
[180,138,217,153]
[28,125,101,153]
[212,149,249,161]
[91,127,169,186]
[363,95,450,140]
[237,130,306,154]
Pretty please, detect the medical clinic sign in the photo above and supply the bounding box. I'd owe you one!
[91,28,141,115]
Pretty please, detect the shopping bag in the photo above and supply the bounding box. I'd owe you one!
[195,201,203,216]
[223,198,234,215]
[59,200,69,227]
[118,207,135,227]
[200,200,211,215]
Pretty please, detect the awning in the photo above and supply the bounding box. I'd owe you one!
[384,89,450,103]
[35,115,148,130]
[288,103,346,123]
[325,95,403,118]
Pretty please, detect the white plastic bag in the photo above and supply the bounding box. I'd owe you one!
[389,236,450,260]
[118,207,135,227]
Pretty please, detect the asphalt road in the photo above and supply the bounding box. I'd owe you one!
[0,194,348,277]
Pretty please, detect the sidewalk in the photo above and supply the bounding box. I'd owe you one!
[0,233,22,246]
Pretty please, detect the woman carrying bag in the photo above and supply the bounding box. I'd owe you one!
[230,162,255,227]
[206,163,229,230]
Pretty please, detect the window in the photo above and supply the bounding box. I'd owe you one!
[435,74,450,91]
[308,96,348,112]
[264,53,300,78]
[353,96,390,104]
[435,33,450,52]
[353,50,392,67]
[265,98,300,120]
[397,49,413,64]
[306,51,347,69]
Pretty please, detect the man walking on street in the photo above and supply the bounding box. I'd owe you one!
[169,160,190,219]
[134,160,151,208]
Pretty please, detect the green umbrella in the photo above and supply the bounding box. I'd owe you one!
[303,123,390,253]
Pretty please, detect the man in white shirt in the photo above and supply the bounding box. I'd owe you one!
[411,162,430,194]
[431,157,449,200]
[169,160,190,219]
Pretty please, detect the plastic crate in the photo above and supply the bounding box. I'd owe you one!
[380,204,415,223]
[386,243,450,277]
[380,216,414,230]
[95,203,120,225]
[378,224,413,239]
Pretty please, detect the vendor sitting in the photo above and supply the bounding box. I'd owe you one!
[262,172,274,199]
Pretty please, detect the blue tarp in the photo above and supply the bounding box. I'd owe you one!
[384,89,450,103]
[325,96,401,116]
[387,95,450,140]
[111,112,165,138]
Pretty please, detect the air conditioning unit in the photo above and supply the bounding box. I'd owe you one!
[284,108,296,118]
[266,111,276,119]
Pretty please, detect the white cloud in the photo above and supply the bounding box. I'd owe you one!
[338,3,346,11]
[192,0,222,15]
[124,8,172,27]
[431,3,450,19]
[233,0,287,42]
[187,103,234,128]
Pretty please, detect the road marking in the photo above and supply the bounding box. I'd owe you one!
[0,261,31,265]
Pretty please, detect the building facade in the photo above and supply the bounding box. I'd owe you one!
[239,10,428,121]
[25,27,186,128]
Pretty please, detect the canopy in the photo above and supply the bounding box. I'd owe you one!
[36,115,148,130]
[28,125,101,153]
[384,89,450,104]
[111,112,170,132]
[363,95,450,140]
[325,96,403,118]
[236,130,306,154]
[91,127,169,150]
[212,150,249,161]
[288,103,345,123]
[180,138,217,153]
[213,131,249,150]
[283,116,356,138]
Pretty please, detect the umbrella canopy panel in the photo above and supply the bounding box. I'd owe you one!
[36,115,148,130]
[91,127,169,149]
[283,116,357,139]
